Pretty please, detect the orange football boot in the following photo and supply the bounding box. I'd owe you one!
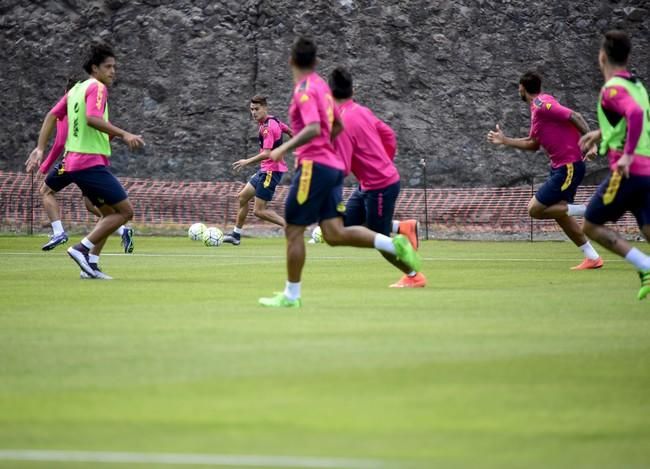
[398,219,419,250]
[389,272,427,288]
[571,257,604,270]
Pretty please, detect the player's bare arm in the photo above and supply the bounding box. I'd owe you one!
[487,124,540,151]
[86,116,144,151]
[269,122,320,161]
[26,112,58,173]
[569,112,598,159]
[331,116,343,140]
[232,149,271,172]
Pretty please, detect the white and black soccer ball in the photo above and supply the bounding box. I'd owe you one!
[203,227,224,247]
[188,222,207,241]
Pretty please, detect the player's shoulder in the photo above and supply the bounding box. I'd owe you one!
[532,94,561,114]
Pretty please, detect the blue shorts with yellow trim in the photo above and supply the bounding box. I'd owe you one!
[69,165,128,207]
[535,161,585,207]
[284,161,345,226]
[44,162,74,192]
[344,181,400,236]
[585,172,650,227]
[249,169,284,202]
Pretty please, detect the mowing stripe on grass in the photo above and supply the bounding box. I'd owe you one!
[0,450,389,468]
[0,252,625,263]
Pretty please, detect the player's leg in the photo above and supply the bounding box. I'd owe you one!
[316,171,420,273]
[40,164,73,251]
[67,167,132,278]
[531,162,601,269]
[253,198,285,227]
[223,181,256,245]
[363,182,426,288]
[584,173,650,298]
[252,171,285,227]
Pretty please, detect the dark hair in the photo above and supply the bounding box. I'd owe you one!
[602,30,631,66]
[519,71,542,94]
[329,67,353,100]
[250,95,268,106]
[83,43,115,74]
[65,75,82,92]
[291,37,317,69]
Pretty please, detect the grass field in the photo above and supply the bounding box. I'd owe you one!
[0,235,649,468]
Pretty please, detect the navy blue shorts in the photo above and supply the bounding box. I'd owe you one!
[44,162,74,192]
[284,161,345,226]
[585,172,650,228]
[69,165,128,207]
[535,161,585,206]
[344,181,400,236]
[249,169,284,202]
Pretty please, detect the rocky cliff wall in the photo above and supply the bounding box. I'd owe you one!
[1,0,648,187]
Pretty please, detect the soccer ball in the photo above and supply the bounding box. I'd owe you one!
[188,223,207,241]
[311,225,323,243]
[203,227,224,247]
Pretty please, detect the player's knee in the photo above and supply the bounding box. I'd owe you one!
[40,184,54,197]
[321,227,343,246]
[252,207,264,218]
[528,203,544,219]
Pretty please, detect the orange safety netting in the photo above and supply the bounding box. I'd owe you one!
[0,170,639,237]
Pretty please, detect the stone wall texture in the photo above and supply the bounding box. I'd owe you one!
[1,0,648,187]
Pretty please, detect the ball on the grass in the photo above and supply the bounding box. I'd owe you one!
[203,227,224,247]
[188,223,207,241]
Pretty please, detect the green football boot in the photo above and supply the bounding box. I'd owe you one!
[638,270,650,300]
[259,293,302,308]
[392,234,421,273]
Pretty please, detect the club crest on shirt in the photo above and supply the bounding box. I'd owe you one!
[299,94,309,104]
[545,103,552,110]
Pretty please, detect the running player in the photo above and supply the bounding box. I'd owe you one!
[579,31,650,300]
[25,77,134,254]
[258,37,420,308]
[26,43,144,279]
[329,67,426,288]
[223,95,293,245]
[487,71,603,270]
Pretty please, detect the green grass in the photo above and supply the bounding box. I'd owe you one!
[0,236,649,468]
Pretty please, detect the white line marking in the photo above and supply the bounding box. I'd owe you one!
[0,450,388,468]
[0,252,625,262]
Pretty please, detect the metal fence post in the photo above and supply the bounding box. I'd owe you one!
[529,176,534,242]
[420,158,429,241]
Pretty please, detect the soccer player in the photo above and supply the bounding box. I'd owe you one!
[223,95,293,245]
[487,71,603,270]
[579,31,650,300]
[25,77,134,254]
[258,37,420,308]
[26,43,144,279]
[329,67,426,288]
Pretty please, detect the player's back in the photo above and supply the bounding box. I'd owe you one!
[289,72,343,171]
[337,101,399,191]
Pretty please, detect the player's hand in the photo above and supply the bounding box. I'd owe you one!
[583,144,598,161]
[579,130,601,153]
[487,124,505,145]
[616,153,633,178]
[232,159,249,172]
[270,148,284,162]
[122,132,145,151]
[25,148,43,173]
